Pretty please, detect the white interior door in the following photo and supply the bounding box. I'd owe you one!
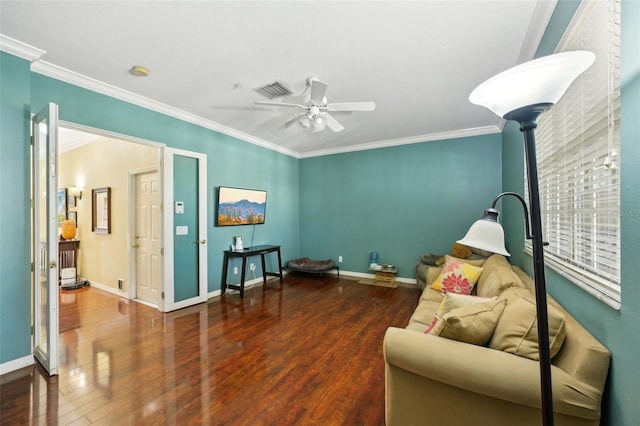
[32,103,59,375]
[162,148,207,312]
[135,171,161,305]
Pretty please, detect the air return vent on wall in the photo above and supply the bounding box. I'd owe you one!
[254,81,293,99]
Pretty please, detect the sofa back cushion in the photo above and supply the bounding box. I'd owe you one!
[489,287,567,360]
[475,254,526,298]
[477,266,526,298]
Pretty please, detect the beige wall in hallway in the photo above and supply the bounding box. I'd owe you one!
[59,137,159,291]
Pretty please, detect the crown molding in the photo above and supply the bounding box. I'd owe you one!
[30,60,301,159]
[517,0,557,62]
[0,34,46,61]
[298,125,502,158]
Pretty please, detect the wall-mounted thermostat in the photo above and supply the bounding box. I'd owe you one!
[175,201,184,214]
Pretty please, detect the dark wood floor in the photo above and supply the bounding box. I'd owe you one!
[0,273,419,425]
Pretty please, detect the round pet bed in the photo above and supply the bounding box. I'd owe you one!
[287,257,339,277]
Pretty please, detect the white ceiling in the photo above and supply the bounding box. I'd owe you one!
[0,1,557,158]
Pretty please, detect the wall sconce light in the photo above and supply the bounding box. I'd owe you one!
[68,186,83,199]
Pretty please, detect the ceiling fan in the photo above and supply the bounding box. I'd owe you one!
[255,77,376,132]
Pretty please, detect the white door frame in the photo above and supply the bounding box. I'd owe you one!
[162,147,208,312]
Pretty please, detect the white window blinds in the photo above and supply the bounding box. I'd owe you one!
[526,0,621,307]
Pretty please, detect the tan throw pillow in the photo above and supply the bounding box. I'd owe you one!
[423,293,493,334]
[489,287,567,360]
[429,299,506,346]
[477,266,526,298]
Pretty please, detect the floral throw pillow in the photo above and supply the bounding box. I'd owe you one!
[431,256,484,295]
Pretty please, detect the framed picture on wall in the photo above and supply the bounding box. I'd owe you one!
[68,211,77,226]
[57,188,67,225]
[216,186,267,226]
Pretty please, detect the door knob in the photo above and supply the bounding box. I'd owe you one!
[195,239,207,244]
[132,243,140,248]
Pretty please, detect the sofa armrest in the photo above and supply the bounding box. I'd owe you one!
[383,327,603,421]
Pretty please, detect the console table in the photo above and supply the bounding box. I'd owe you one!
[59,239,80,285]
[221,244,283,298]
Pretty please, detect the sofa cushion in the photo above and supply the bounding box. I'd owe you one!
[477,266,526,298]
[423,293,495,333]
[476,254,510,288]
[431,256,484,295]
[489,287,567,360]
[428,299,507,346]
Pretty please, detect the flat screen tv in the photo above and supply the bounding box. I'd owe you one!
[216,186,267,226]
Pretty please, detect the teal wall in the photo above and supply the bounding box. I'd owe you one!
[501,1,640,424]
[299,134,502,276]
[29,73,301,293]
[0,53,32,364]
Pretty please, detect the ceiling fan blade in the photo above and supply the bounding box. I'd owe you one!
[327,102,376,112]
[282,112,307,129]
[255,101,305,108]
[324,113,344,132]
[309,80,328,104]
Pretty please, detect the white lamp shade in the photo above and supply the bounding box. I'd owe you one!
[457,219,510,257]
[469,51,595,118]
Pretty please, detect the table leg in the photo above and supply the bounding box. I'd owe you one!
[276,248,283,282]
[240,257,248,298]
[221,252,229,294]
[260,253,268,285]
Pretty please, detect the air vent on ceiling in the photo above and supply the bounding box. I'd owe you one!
[254,81,293,99]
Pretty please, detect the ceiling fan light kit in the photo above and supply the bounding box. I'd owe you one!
[255,77,375,133]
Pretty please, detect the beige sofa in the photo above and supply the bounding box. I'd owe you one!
[384,254,610,426]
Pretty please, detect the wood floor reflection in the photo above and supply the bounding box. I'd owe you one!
[1,274,419,425]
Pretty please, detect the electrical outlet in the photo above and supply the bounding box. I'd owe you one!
[233,266,238,274]
[338,256,343,263]
[118,279,124,290]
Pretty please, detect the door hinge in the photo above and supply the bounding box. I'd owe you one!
[160,247,164,255]
[31,262,34,272]
[31,325,34,335]
[30,135,34,146]
[161,292,165,299]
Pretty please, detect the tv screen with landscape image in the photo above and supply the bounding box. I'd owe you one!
[216,186,267,226]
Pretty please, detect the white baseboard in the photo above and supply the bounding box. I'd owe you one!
[0,355,34,376]
[333,269,417,285]
[88,280,128,297]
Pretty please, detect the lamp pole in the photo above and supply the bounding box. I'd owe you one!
[506,104,555,426]
[468,51,596,426]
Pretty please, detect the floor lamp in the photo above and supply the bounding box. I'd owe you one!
[457,51,595,426]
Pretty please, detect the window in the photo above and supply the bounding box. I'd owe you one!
[525,0,621,308]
